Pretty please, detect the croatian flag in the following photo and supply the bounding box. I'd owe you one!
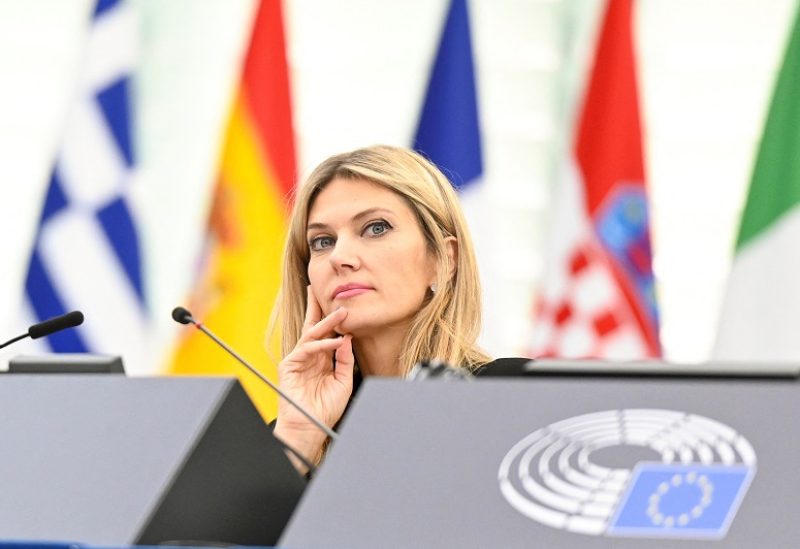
[414,0,503,353]
[527,0,660,359]
[23,0,148,370]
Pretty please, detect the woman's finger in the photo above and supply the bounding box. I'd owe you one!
[286,335,346,364]
[301,285,323,334]
[299,306,348,343]
[333,334,355,385]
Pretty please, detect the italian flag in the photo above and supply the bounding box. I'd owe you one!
[714,7,800,361]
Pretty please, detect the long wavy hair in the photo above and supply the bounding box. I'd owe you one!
[275,145,489,375]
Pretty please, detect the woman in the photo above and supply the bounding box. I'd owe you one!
[272,145,491,472]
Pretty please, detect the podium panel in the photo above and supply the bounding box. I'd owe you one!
[281,374,799,548]
[0,376,304,545]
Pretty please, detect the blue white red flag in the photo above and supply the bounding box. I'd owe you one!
[414,0,506,353]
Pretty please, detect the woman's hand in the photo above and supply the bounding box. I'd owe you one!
[273,287,355,472]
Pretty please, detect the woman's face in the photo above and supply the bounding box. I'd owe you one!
[306,177,436,336]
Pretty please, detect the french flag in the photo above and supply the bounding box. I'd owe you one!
[413,0,504,354]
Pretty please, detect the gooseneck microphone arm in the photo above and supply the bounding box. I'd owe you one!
[0,311,85,350]
[171,307,338,442]
[0,333,28,350]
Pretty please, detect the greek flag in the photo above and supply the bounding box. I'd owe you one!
[24,0,148,370]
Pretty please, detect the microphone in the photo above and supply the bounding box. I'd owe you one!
[171,306,338,442]
[172,306,193,325]
[29,310,85,339]
[0,311,85,350]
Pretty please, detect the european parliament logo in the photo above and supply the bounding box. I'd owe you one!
[498,409,756,540]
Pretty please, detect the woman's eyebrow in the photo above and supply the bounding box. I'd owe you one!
[307,207,394,233]
[306,221,330,232]
[351,207,394,223]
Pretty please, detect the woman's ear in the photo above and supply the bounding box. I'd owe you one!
[444,236,458,280]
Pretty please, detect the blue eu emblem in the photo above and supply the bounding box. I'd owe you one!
[608,464,755,539]
[499,410,757,540]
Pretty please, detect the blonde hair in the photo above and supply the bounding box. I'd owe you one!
[276,145,490,375]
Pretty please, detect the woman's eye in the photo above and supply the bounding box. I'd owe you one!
[309,235,334,251]
[365,220,391,237]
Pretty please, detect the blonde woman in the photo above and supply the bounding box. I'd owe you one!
[273,145,493,472]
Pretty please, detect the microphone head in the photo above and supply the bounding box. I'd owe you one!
[64,310,84,327]
[28,310,84,340]
[172,306,194,325]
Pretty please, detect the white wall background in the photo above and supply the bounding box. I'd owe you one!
[0,0,796,368]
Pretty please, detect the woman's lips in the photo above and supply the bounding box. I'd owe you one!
[334,287,371,299]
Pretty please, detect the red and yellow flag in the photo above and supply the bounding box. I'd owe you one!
[167,0,295,420]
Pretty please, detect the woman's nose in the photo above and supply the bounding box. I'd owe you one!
[328,235,360,270]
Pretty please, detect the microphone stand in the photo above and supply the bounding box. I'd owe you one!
[193,322,338,442]
[172,307,338,477]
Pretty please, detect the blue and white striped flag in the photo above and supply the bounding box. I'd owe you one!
[414,0,503,354]
[23,0,148,370]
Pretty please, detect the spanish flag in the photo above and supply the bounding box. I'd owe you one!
[167,0,295,420]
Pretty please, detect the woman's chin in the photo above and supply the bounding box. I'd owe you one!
[334,320,359,336]
[333,317,374,338]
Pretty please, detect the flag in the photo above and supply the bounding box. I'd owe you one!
[414,0,482,187]
[714,7,800,361]
[527,0,659,359]
[414,0,503,352]
[23,0,149,370]
[167,0,296,420]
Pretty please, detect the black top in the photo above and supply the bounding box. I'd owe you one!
[473,357,533,377]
